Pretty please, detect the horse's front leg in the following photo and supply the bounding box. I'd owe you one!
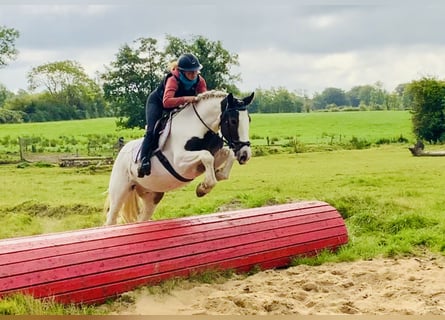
[178,150,217,197]
[213,147,236,181]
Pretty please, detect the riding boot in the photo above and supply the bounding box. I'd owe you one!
[138,133,154,178]
[138,155,152,178]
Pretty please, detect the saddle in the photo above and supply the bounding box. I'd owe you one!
[155,108,181,150]
[134,107,193,182]
[134,108,180,162]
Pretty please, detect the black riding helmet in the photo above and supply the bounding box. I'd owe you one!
[177,53,203,72]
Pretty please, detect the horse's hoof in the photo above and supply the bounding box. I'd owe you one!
[196,183,208,197]
[196,187,206,197]
[196,190,205,197]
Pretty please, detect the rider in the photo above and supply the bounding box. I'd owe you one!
[138,53,207,178]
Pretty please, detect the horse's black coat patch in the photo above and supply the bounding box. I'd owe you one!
[153,192,164,204]
[184,131,224,155]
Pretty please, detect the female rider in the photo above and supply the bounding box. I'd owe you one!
[138,53,207,177]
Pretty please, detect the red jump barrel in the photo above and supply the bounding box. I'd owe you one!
[0,201,348,304]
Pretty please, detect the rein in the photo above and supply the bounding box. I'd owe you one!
[192,103,217,136]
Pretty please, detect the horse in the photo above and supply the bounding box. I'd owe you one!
[104,90,254,225]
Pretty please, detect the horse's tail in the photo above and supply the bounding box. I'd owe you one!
[103,191,110,216]
[103,139,144,224]
[120,190,140,223]
[104,188,140,224]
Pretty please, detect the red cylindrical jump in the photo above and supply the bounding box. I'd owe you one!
[0,201,348,304]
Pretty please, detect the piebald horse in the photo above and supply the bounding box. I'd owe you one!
[105,90,254,225]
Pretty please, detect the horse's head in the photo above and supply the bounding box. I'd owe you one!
[220,92,254,164]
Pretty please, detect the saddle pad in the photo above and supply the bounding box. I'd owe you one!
[133,112,174,162]
[132,139,143,163]
[157,114,173,150]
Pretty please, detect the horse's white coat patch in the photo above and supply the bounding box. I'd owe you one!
[105,90,254,226]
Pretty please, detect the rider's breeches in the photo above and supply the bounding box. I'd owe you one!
[140,93,164,160]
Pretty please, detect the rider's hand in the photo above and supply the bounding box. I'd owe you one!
[185,96,197,104]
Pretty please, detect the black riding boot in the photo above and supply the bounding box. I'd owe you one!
[138,133,154,178]
[138,155,152,178]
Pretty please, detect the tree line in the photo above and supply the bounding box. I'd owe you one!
[1,25,445,143]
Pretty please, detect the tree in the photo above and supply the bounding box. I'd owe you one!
[394,83,413,110]
[346,86,362,107]
[356,85,374,106]
[28,60,92,94]
[0,83,13,107]
[251,87,304,113]
[4,91,39,122]
[102,38,166,129]
[102,35,241,129]
[0,84,24,124]
[0,26,20,67]
[368,81,387,110]
[386,92,402,110]
[345,83,394,110]
[312,87,349,110]
[0,108,24,123]
[406,77,445,143]
[27,60,107,120]
[164,35,241,92]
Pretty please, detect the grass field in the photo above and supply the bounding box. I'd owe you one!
[1,111,412,142]
[0,111,414,160]
[1,111,444,314]
[1,111,442,253]
[250,111,412,143]
[1,146,444,256]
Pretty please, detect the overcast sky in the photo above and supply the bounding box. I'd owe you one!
[1,0,445,97]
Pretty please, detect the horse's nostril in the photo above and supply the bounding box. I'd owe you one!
[238,154,247,164]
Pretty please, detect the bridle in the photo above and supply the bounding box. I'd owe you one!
[220,105,251,154]
[191,98,251,153]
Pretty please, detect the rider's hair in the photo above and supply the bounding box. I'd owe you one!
[169,60,178,71]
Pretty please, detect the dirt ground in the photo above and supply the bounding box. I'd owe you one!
[112,254,445,315]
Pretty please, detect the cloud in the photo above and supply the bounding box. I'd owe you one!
[1,0,445,96]
[237,44,445,94]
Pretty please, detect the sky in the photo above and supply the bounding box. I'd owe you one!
[1,0,445,97]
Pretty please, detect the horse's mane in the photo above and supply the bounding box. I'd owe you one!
[196,90,227,102]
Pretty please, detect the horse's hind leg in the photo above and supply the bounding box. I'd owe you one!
[136,188,164,222]
[105,182,132,225]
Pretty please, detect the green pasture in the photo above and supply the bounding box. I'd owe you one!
[250,110,412,144]
[1,111,444,314]
[0,111,414,162]
[1,146,444,257]
[0,111,412,142]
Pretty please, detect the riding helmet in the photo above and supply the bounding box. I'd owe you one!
[177,53,203,72]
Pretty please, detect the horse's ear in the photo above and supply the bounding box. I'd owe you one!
[243,92,255,106]
[227,93,234,105]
